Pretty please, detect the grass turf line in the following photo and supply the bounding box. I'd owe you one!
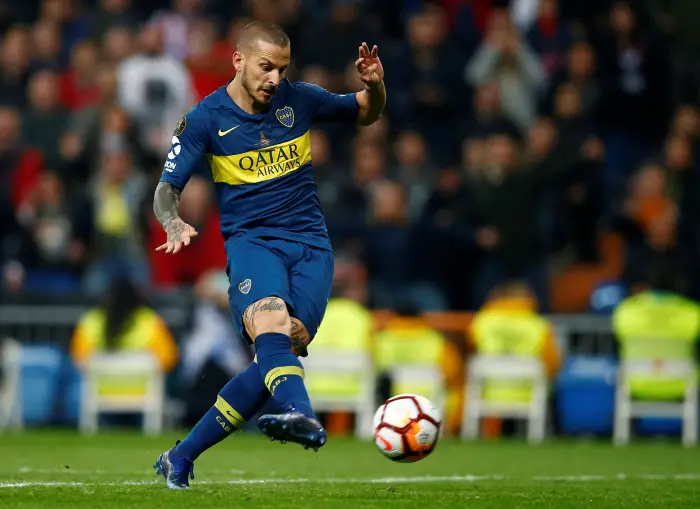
[0,431,698,508]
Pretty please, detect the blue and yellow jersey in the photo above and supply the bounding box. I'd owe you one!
[159,79,359,250]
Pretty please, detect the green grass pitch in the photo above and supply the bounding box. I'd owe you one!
[0,431,698,508]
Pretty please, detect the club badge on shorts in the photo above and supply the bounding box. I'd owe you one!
[239,279,252,294]
[275,106,294,128]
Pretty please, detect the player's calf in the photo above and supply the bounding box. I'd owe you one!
[154,364,270,488]
[244,297,322,448]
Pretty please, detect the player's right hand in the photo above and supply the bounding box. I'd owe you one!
[156,218,198,254]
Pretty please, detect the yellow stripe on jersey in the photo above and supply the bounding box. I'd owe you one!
[207,131,312,186]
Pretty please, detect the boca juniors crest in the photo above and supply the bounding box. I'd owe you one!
[275,106,294,128]
[239,279,252,295]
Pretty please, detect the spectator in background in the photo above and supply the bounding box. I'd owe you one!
[620,163,675,239]
[310,129,343,211]
[669,104,700,143]
[70,275,178,372]
[461,136,488,178]
[550,83,602,260]
[466,8,545,131]
[149,0,203,60]
[328,143,386,244]
[149,176,226,288]
[363,180,447,310]
[552,83,596,148]
[597,1,670,190]
[213,16,253,66]
[416,166,475,310]
[446,0,487,57]
[39,0,87,63]
[464,120,603,309]
[354,115,390,148]
[617,162,694,295]
[393,5,467,153]
[300,65,333,92]
[666,106,700,268]
[363,180,411,308]
[297,0,372,82]
[30,20,62,72]
[101,25,134,63]
[464,81,521,139]
[525,0,572,77]
[0,26,31,107]
[624,205,688,294]
[659,134,700,267]
[23,70,68,170]
[650,0,700,105]
[15,172,89,273]
[392,130,435,220]
[82,139,149,296]
[662,133,694,198]
[59,67,133,186]
[60,40,100,110]
[117,23,194,158]
[543,41,600,120]
[0,107,43,212]
[510,0,541,32]
[87,0,138,40]
[185,19,232,101]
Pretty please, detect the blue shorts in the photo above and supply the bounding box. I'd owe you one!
[225,235,334,344]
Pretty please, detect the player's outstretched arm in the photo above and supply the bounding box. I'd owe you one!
[354,42,386,126]
[153,181,198,254]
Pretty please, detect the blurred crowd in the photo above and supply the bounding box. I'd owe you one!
[2,0,700,312]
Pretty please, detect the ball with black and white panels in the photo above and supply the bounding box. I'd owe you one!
[373,394,442,463]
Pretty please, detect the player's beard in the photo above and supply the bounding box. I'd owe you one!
[241,67,274,108]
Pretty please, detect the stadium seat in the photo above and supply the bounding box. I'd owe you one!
[613,358,698,447]
[302,299,375,439]
[374,326,446,413]
[79,352,165,436]
[0,338,23,431]
[462,356,548,443]
[18,344,65,426]
[555,356,617,436]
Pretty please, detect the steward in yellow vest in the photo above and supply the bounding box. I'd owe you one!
[613,290,700,400]
[71,277,178,372]
[467,282,560,438]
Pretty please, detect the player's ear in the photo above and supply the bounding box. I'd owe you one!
[232,51,244,74]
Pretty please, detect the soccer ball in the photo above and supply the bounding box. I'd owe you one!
[372,394,442,463]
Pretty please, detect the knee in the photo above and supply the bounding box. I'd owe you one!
[244,297,291,340]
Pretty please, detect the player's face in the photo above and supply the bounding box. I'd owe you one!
[241,41,290,106]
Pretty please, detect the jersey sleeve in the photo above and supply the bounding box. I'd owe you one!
[297,82,359,123]
[159,109,211,190]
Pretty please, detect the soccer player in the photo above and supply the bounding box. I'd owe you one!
[152,21,385,489]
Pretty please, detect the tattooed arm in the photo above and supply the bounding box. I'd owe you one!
[153,181,198,254]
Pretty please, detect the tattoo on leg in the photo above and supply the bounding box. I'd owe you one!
[243,297,287,332]
[290,320,310,357]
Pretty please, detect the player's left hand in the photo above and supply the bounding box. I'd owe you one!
[355,42,384,86]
